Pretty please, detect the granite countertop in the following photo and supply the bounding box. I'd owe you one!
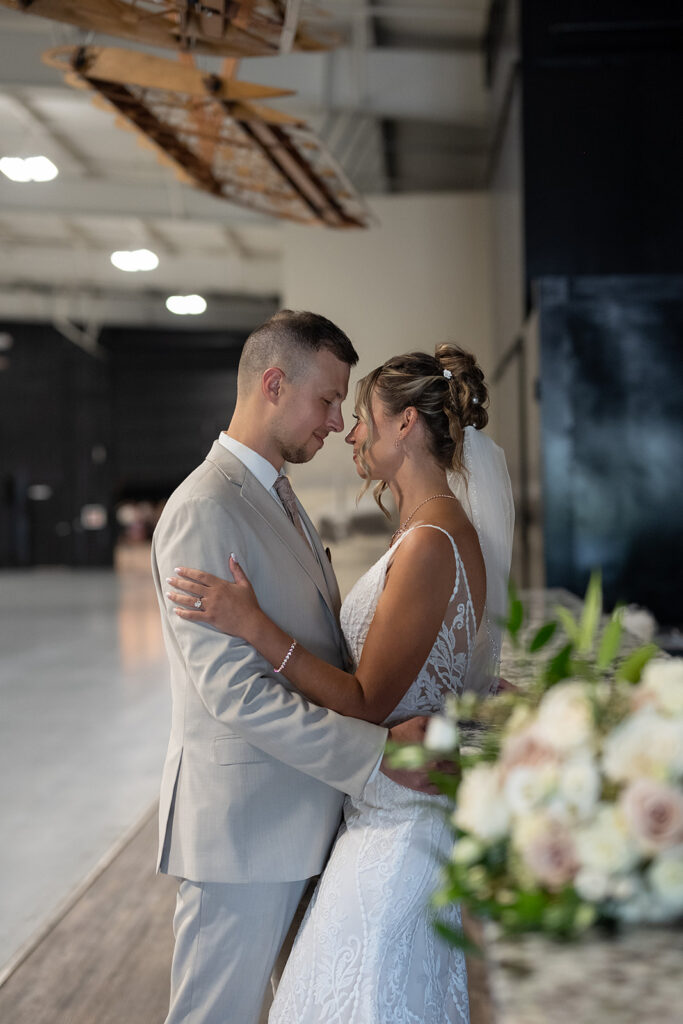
[482,922,683,1024]
[499,587,646,690]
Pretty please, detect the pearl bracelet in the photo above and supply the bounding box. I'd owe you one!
[274,639,297,674]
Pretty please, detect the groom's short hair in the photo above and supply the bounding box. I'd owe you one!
[237,310,358,394]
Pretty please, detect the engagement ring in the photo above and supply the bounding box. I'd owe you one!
[194,598,203,610]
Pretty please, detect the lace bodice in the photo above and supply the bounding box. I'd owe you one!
[339,525,477,727]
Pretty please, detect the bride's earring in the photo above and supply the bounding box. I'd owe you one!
[394,437,401,449]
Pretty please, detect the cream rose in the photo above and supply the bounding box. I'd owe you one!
[534,680,594,752]
[504,764,558,817]
[636,658,683,716]
[602,708,681,783]
[575,804,639,875]
[454,764,510,841]
[552,750,601,822]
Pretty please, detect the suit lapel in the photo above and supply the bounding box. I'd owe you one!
[206,442,344,651]
[204,448,335,622]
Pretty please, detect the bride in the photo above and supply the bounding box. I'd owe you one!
[167,345,513,1024]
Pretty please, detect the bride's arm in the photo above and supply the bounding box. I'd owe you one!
[167,529,458,725]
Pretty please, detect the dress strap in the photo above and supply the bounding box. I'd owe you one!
[389,524,467,604]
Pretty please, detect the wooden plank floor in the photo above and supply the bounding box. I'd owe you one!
[0,811,176,1024]
[0,808,492,1024]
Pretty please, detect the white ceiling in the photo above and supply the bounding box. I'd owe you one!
[0,2,493,330]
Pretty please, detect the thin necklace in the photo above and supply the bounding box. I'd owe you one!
[390,493,458,546]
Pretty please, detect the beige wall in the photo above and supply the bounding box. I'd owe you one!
[281,192,495,520]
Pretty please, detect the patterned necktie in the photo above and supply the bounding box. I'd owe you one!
[274,475,309,547]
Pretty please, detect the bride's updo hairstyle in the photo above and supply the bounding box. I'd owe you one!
[355,344,488,513]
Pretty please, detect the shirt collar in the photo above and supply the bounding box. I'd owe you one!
[218,432,281,493]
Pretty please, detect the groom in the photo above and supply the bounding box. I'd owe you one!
[152,310,427,1024]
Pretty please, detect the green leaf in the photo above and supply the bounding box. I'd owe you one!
[616,643,660,684]
[554,605,580,645]
[543,643,573,687]
[384,741,429,770]
[433,919,481,955]
[427,769,462,800]
[528,620,557,653]
[506,581,524,644]
[577,571,603,655]
[596,607,624,670]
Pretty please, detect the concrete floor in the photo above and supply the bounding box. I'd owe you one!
[0,534,388,978]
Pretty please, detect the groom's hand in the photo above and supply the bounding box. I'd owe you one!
[381,717,452,795]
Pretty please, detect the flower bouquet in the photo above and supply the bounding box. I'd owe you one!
[402,575,683,943]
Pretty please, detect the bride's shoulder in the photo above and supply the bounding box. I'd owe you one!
[389,523,459,569]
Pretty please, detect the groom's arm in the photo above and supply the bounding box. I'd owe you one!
[155,495,387,799]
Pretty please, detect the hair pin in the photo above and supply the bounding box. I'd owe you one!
[443,368,452,379]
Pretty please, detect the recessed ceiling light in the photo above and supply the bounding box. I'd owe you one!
[110,248,159,272]
[0,155,58,182]
[166,294,207,316]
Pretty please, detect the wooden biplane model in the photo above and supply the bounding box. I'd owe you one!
[1,0,337,56]
[43,45,372,227]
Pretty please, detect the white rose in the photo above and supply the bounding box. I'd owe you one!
[575,804,639,875]
[454,764,510,841]
[552,750,601,822]
[574,867,611,902]
[534,681,594,752]
[636,659,683,716]
[621,606,657,644]
[648,847,683,915]
[424,714,459,754]
[452,836,482,866]
[504,763,558,817]
[602,708,682,783]
[621,778,683,853]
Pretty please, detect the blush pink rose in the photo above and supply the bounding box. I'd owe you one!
[519,819,579,890]
[502,729,559,772]
[620,779,683,852]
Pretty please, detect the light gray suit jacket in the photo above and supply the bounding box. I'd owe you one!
[152,442,386,884]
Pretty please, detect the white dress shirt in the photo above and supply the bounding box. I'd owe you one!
[218,432,314,549]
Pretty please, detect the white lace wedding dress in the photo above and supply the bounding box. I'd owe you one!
[269,525,475,1024]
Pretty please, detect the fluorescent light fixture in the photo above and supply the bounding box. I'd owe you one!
[110,248,159,272]
[24,156,58,181]
[0,155,58,182]
[0,157,31,182]
[166,294,207,316]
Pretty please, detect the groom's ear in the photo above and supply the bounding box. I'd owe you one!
[262,366,285,404]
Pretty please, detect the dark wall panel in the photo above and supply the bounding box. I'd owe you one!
[521,1,683,278]
[539,275,683,624]
[0,322,246,566]
[104,327,242,499]
[0,323,113,566]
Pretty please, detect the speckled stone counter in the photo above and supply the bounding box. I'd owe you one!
[482,923,683,1024]
[499,587,644,690]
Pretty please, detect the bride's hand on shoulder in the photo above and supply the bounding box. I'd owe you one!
[166,556,261,640]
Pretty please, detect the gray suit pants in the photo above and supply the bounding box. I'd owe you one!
[165,877,310,1024]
